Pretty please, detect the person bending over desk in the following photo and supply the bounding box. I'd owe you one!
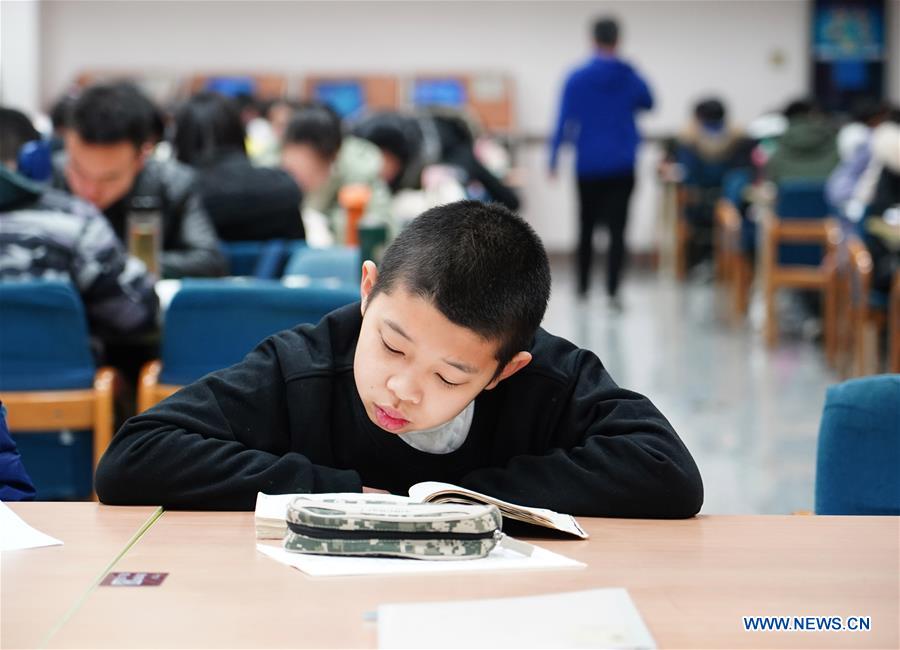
[53,82,226,279]
[96,201,703,518]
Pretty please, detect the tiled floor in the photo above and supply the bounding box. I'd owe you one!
[541,257,840,515]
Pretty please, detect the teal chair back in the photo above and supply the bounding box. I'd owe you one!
[0,280,95,391]
[775,181,829,266]
[159,280,359,385]
[0,280,96,499]
[283,246,360,287]
[221,239,307,278]
[815,375,900,515]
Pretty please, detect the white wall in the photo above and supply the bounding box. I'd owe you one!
[1,0,41,115]
[37,0,900,252]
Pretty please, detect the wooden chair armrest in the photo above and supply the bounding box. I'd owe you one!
[771,218,831,243]
[137,360,163,414]
[92,367,118,496]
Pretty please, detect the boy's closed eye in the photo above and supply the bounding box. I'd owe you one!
[381,337,403,355]
[380,337,464,388]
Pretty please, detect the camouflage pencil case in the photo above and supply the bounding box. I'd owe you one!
[283,496,503,560]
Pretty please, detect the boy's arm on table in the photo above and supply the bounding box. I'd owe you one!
[459,351,703,519]
[94,336,361,510]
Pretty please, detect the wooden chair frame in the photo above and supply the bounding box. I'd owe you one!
[137,360,181,414]
[842,238,888,377]
[761,208,841,349]
[714,197,754,323]
[0,367,116,500]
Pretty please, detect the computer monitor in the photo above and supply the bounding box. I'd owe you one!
[313,80,366,119]
[411,78,467,109]
[205,76,257,98]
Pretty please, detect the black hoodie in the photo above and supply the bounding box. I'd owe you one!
[95,303,703,517]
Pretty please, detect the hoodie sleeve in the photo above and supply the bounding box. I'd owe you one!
[549,74,578,173]
[458,350,703,519]
[94,336,362,510]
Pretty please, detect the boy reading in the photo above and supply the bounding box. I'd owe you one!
[96,201,703,517]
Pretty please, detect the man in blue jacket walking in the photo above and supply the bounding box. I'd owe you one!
[550,17,654,307]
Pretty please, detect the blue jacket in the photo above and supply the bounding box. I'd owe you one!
[0,404,36,501]
[550,54,653,178]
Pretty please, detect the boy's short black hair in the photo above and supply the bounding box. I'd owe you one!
[0,107,40,164]
[283,102,343,159]
[369,200,551,370]
[70,82,155,149]
[593,17,619,47]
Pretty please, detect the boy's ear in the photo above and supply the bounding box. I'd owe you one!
[484,351,532,391]
[359,260,378,314]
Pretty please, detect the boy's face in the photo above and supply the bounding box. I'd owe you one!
[354,262,531,434]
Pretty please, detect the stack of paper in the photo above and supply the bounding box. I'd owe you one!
[0,502,63,551]
[377,588,656,649]
[257,541,583,577]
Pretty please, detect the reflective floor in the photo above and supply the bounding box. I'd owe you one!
[542,257,840,515]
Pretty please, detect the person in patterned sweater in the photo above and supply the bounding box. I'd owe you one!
[0,106,158,341]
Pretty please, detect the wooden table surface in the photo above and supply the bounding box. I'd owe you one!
[4,506,893,649]
[1,503,160,650]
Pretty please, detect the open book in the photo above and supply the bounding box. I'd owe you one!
[255,482,588,540]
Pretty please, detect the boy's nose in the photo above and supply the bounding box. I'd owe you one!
[386,374,421,406]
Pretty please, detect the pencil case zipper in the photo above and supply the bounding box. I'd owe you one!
[286,521,500,542]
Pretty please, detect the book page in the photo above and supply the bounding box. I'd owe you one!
[408,482,588,539]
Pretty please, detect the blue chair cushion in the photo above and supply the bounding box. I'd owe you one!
[0,281,95,391]
[815,375,900,515]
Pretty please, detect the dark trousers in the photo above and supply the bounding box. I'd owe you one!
[576,173,635,297]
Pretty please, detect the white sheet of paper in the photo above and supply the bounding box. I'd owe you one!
[0,501,63,551]
[377,588,656,649]
[256,541,583,577]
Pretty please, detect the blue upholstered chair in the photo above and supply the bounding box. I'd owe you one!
[0,280,115,499]
[283,246,361,287]
[815,374,900,515]
[137,279,359,411]
[762,181,840,347]
[221,239,307,278]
